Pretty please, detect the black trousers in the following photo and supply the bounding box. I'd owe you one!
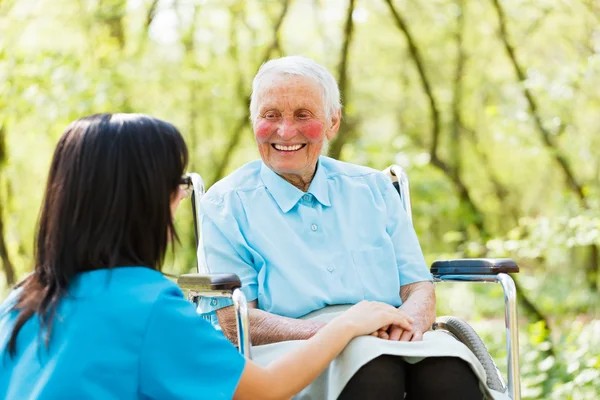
[338,355,482,400]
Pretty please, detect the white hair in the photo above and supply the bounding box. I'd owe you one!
[249,56,342,123]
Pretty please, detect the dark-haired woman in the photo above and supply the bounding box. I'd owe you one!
[0,114,413,400]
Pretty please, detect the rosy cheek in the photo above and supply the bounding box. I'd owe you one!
[300,120,325,142]
[255,120,274,142]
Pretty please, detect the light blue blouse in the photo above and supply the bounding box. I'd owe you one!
[199,156,431,323]
[0,267,245,399]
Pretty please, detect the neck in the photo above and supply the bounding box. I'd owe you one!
[279,166,317,192]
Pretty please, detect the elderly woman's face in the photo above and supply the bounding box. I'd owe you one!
[253,75,339,179]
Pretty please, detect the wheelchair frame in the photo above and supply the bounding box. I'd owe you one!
[178,166,521,400]
[388,165,520,400]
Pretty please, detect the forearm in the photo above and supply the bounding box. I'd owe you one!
[260,319,353,399]
[216,302,326,345]
[399,281,436,332]
[235,300,416,399]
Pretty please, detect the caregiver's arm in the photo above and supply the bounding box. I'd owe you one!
[388,281,436,342]
[217,300,326,345]
[233,301,413,400]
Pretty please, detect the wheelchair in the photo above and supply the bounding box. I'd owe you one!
[176,165,521,400]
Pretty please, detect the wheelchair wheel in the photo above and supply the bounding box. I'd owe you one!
[432,316,505,393]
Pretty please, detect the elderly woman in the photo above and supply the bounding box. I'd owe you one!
[199,56,493,399]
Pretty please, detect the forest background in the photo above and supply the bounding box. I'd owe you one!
[1,0,599,398]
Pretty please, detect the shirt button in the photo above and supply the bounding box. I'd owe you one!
[327,266,334,273]
[210,299,218,306]
[311,224,318,231]
[303,194,311,201]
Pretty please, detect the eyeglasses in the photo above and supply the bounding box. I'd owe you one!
[179,176,193,199]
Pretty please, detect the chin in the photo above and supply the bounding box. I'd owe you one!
[267,156,314,176]
[272,165,302,175]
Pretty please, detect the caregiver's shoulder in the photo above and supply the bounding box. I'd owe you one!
[79,267,186,309]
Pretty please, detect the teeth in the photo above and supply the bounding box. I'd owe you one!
[274,144,303,151]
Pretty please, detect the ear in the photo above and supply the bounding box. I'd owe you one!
[325,109,342,141]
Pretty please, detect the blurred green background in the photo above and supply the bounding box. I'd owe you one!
[0,0,599,398]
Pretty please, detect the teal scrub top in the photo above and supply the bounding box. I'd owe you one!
[198,156,432,324]
[0,267,245,399]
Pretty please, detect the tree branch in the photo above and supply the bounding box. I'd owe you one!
[184,5,201,171]
[209,0,291,185]
[388,0,558,360]
[490,0,588,209]
[384,0,441,158]
[0,124,15,285]
[327,0,356,160]
[146,0,159,29]
[491,0,598,292]
[459,124,520,224]
[0,203,15,286]
[450,0,465,183]
[97,0,127,49]
[582,0,600,25]
[386,0,486,235]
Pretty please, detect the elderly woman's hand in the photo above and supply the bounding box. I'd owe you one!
[331,301,414,339]
[384,282,437,342]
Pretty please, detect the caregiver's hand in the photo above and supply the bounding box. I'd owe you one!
[386,320,427,342]
[331,301,414,338]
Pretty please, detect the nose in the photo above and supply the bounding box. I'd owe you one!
[276,118,296,140]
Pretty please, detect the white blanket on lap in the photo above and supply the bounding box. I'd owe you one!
[251,305,511,400]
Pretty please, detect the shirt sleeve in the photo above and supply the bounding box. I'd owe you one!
[380,175,433,286]
[197,194,259,316]
[139,285,246,400]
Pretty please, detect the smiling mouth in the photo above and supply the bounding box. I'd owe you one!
[272,143,306,152]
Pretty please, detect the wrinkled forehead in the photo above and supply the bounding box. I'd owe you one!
[255,74,325,110]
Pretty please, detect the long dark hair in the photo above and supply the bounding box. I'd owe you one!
[7,113,188,356]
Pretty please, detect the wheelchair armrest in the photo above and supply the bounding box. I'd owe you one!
[177,273,242,293]
[430,258,519,275]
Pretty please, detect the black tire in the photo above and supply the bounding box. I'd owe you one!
[432,316,505,393]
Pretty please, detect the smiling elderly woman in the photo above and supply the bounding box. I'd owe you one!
[199,56,493,399]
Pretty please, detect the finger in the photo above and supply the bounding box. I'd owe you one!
[382,324,390,333]
[378,330,389,340]
[370,331,379,337]
[399,330,413,342]
[390,313,413,331]
[388,325,403,341]
[410,331,424,342]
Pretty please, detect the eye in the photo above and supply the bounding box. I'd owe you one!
[297,111,311,119]
[263,111,279,119]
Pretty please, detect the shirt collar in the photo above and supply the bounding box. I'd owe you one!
[307,158,331,207]
[260,157,331,213]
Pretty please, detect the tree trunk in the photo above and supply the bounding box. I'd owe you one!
[210,0,291,185]
[327,0,356,160]
[0,124,15,285]
[387,0,556,360]
[490,0,597,291]
[0,207,15,286]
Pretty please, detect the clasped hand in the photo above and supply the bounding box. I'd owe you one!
[372,310,425,342]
